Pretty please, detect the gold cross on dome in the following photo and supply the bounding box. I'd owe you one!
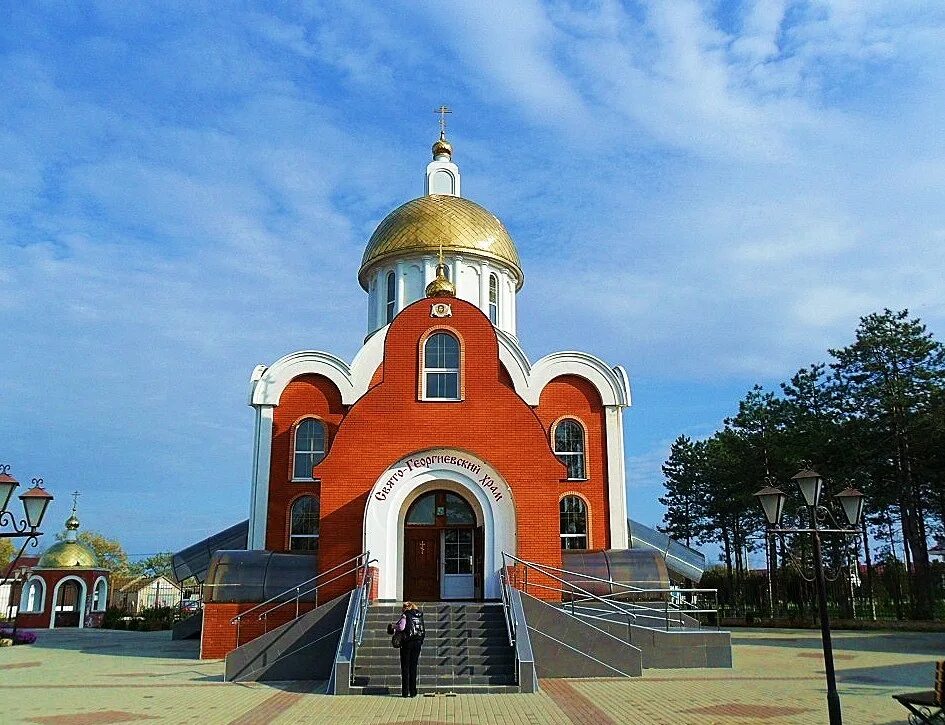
[71,490,80,512]
[435,105,452,136]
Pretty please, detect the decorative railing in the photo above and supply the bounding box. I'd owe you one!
[501,552,719,631]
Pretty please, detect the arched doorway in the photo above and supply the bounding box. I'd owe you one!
[53,579,83,628]
[403,490,482,601]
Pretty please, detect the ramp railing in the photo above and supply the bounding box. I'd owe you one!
[502,552,719,631]
[230,552,371,645]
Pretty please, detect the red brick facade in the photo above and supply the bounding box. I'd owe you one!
[15,568,109,630]
[265,297,612,598]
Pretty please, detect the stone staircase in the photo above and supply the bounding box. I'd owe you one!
[352,602,518,694]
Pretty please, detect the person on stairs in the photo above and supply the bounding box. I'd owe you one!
[394,601,425,697]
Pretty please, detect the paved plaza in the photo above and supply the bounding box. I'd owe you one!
[0,627,941,724]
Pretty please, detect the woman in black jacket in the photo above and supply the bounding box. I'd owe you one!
[393,602,425,697]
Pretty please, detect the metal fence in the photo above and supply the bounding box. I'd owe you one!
[703,561,945,623]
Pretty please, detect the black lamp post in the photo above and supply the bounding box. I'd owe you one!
[0,465,55,586]
[754,469,864,725]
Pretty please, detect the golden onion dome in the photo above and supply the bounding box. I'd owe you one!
[359,195,523,290]
[432,135,452,159]
[425,262,456,297]
[37,540,98,569]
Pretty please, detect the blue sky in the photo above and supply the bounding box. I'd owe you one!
[2,2,944,566]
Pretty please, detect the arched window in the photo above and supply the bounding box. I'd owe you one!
[554,419,586,480]
[92,577,108,612]
[406,491,475,526]
[20,577,45,613]
[423,332,460,400]
[289,496,319,552]
[293,418,326,480]
[489,273,499,325]
[386,271,396,324]
[560,496,588,550]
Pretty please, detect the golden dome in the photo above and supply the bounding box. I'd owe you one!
[359,195,523,290]
[37,540,98,569]
[432,134,452,159]
[425,262,456,297]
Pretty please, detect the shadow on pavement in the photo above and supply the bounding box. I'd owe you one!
[731,630,945,656]
[26,628,200,660]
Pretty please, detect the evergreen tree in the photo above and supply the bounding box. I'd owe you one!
[659,436,707,547]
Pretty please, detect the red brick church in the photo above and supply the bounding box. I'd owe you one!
[196,126,642,660]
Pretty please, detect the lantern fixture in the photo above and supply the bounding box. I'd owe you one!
[19,482,54,530]
[0,465,18,513]
[753,485,787,528]
[834,487,865,528]
[792,468,823,509]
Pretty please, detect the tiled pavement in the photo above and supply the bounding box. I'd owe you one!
[1,627,941,724]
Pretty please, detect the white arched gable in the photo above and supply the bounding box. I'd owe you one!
[250,329,389,408]
[496,331,630,408]
[250,351,354,406]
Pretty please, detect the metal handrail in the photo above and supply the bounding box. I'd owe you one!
[502,552,719,631]
[230,552,370,644]
[348,557,375,686]
[499,567,515,647]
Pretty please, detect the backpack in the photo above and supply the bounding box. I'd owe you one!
[404,610,425,641]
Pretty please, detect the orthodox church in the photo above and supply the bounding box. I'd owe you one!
[17,497,110,629]
[190,122,714,670]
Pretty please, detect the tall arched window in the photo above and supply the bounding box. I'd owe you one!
[92,577,108,612]
[293,418,326,480]
[20,577,44,613]
[554,419,586,480]
[386,271,396,324]
[423,332,460,400]
[560,496,588,550]
[488,273,499,325]
[289,496,319,552]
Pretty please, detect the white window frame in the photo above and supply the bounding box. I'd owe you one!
[422,332,461,401]
[488,273,499,325]
[289,495,320,553]
[21,576,45,613]
[554,418,587,480]
[560,495,589,550]
[292,418,326,481]
[385,271,396,324]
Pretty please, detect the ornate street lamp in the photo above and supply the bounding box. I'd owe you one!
[0,465,54,586]
[753,468,864,725]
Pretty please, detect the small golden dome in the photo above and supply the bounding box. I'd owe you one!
[65,513,80,531]
[425,263,456,297]
[432,133,452,159]
[37,540,98,569]
[360,195,523,290]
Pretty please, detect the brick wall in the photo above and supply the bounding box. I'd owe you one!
[263,297,615,603]
[15,568,109,629]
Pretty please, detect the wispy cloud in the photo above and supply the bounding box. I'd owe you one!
[2,1,943,548]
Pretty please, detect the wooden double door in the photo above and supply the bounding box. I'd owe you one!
[404,526,484,601]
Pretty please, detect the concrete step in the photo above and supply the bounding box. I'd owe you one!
[352,674,516,690]
[354,663,515,677]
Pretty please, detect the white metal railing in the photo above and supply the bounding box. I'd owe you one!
[501,552,719,631]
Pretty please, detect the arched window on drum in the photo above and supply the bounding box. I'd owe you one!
[553,418,586,480]
[385,271,396,324]
[289,496,319,553]
[422,332,461,400]
[488,273,499,325]
[560,496,588,550]
[293,418,326,480]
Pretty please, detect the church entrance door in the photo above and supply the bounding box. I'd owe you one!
[404,528,440,601]
[403,490,481,601]
[54,580,82,628]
